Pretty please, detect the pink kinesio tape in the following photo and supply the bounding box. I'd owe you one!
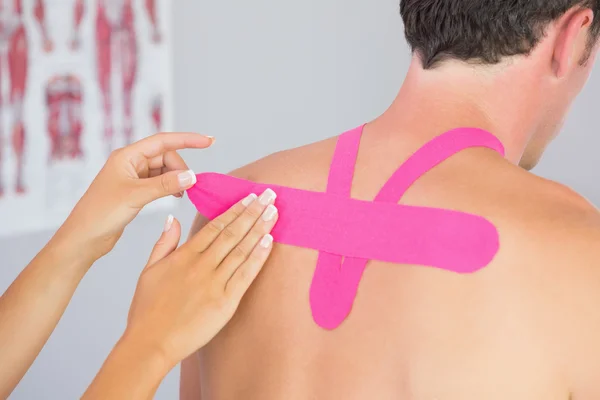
[187,126,504,330]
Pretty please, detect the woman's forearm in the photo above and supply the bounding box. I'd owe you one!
[0,229,93,398]
[82,335,169,400]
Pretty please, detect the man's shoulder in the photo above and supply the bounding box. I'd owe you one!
[503,175,600,388]
[518,177,600,383]
[228,136,339,191]
[491,170,600,302]
[515,172,598,236]
[495,168,600,250]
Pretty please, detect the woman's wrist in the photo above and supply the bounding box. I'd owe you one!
[42,223,100,279]
[82,333,170,399]
[113,331,172,382]
[53,210,111,266]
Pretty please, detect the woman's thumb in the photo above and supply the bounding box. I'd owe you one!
[140,170,197,205]
[146,215,182,267]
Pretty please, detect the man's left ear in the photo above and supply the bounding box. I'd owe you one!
[551,8,594,77]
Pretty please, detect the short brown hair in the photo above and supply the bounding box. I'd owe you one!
[400,0,600,69]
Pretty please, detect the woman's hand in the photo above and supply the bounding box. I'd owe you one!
[59,132,213,262]
[83,189,279,399]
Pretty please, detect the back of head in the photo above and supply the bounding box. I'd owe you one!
[399,0,600,169]
[400,0,600,69]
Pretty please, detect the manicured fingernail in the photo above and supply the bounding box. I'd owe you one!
[260,234,273,248]
[242,193,257,207]
[261,204,278,221]
[178,170,196,188]
[207,135,215,142]
[258,188,277,206]
[164,214,174,232]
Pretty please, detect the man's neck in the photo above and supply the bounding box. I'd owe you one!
[371,57,544,165]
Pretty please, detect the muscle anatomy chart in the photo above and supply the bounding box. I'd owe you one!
[0,0,173,238]
[0,0,52,197]
[71,0,162,154]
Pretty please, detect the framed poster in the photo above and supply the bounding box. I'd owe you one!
[0,0,174,237]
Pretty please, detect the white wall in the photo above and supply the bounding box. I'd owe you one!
[3,0,599,398]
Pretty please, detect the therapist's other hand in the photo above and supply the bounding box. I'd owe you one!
[60,132,213,261]
[124,189,278,370]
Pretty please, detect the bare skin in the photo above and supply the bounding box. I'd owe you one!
[181,7,600,400]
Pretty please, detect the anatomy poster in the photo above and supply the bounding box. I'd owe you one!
[0,0,174,237]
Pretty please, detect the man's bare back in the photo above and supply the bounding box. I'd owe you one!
[181,124,600,400]
[181,0,600,395]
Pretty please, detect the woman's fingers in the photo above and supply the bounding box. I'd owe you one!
[216,204,278,280]
[123,133,212,183]
[162,151,189,171]
[150,151,190,198]
[225,234,274,301]
[186,193,258,253]
[146,215,182,267]
[131,170,197,207]
[130,132,214,159]
[146,150,188,172]
[200,189,277,266]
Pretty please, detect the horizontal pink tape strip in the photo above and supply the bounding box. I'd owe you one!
[187,173,499,273]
